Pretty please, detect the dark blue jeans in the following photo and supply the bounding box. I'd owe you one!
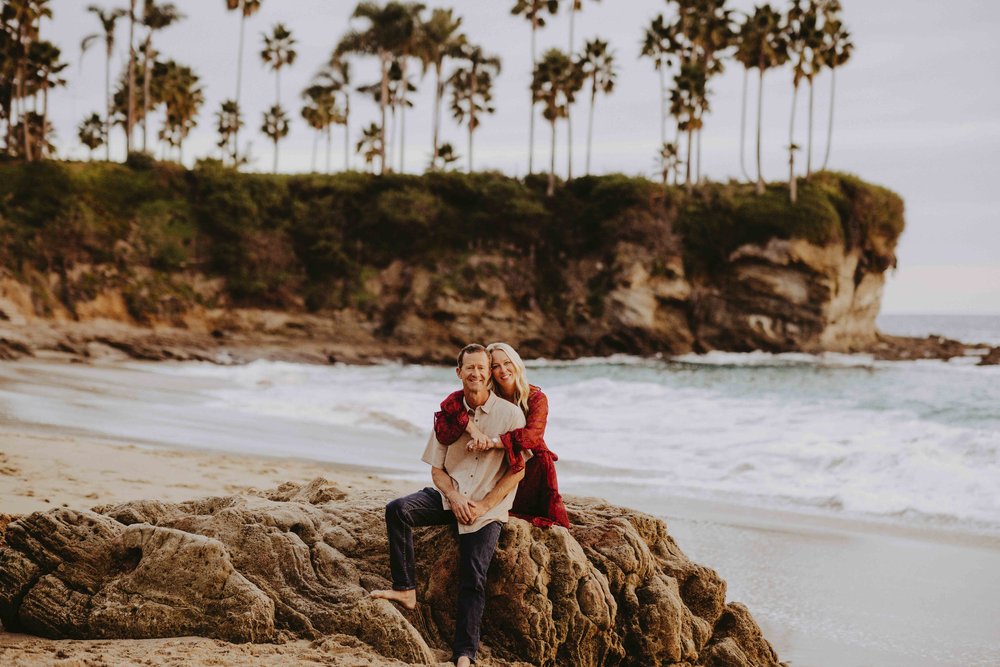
[385,487,503,664]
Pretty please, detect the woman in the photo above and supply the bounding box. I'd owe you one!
[433,342,569,528]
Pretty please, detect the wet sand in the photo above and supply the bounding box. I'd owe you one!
[1,357,998,666]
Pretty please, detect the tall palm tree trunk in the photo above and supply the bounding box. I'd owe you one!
[432,63,442,165]
[233,11,247,165]
[685,124,693,195]
[18,27,30,161]
[272,137,278,173]
[104,45,112,161]
[806,79,815,178]
[821,67,836,171]
[325,125,332,173]
[528,19,537,174]
[41,80,50,159]
[387,104,396,171]
[399,57,408,173]
[379,50,389,175]
[344,98,350,171]
[569,5,576,53]
[696,124,702,185]
[658,67,666,178]
[126,0,136,154]
[547,119,556,196]
[739,68,751,181]
[755,68,764,195]
[789,82,799,203]
[567,109,573,180]
[143,36,152,152]
[467,70,478,172]
[586,82,596,175]
[311,131,318,172]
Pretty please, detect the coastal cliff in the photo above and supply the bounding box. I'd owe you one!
[0,161,916,362]
[0,478,782,666]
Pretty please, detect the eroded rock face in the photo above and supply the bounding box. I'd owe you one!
[693,239,885,353]
[0,479,782,666]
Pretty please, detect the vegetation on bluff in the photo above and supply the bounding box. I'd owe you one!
[0,159,902,321]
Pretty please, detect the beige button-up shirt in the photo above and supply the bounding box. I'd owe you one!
[421,391,527,534]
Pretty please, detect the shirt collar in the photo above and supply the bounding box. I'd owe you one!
[463,391,497,414]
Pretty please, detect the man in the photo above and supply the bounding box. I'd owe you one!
[371,343,527,667]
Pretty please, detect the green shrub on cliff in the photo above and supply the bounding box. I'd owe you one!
[0,161,904,315]
[675,173,903,275]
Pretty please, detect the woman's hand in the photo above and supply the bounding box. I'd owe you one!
[465,422,492,451]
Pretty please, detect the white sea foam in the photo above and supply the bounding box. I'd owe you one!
[147,352,1000,535]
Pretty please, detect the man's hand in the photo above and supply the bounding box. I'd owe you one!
[448,491,478,525]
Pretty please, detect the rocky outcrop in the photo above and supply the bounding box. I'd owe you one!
[693,239,886,352]
[0,479,782,666]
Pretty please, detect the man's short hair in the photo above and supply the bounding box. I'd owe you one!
[457,343,487,368]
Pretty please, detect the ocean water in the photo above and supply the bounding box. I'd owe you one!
[138,326,1000,539]
[2,314,999,665]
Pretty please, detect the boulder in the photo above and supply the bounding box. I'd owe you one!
[0,479,782,666]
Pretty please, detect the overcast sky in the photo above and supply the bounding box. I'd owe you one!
[42,0,1000,314]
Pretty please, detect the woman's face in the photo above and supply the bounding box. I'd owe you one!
[490,349,517,393]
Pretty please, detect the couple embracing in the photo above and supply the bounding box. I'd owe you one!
[370,342,569,666]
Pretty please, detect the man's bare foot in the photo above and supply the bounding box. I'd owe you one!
[456,657,472,667]
[369,588,416,610]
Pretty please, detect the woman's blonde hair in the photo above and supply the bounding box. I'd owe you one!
[486,342,531,415]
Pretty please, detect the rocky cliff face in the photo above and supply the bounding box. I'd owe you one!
[0,479,782,666]
[0,230,892,364]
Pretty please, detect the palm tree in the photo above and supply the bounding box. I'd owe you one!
[140,1,183,152]
[261,22,296,107]
[25,39,65,160]
[511,0,558,174]
[448,42,501,173]
[155,59,202,163]
[214,99,242,165]
[785,0,808,202]
[532,48,583,196]
[6,0,53,160]
[567,0,601,53]
[670,60,707,194]
[431,140,460,170]
[301,104,323,172]
[356,121,382,171]
[338,1,418,175]
[641,15,680,184]
[82,4,126,161]
[78,112,105,158]
[565,0,601,178]
[658,141,682,186]
[818,1,851,172]
[225,0,262,166]
[577,37,615,176]
[302,81,341,172]
[261,104,289,173]
[735,4,788,195]
[416,7,465,169]
[679,0,734,185]
[126,0,137,154]
[321,55,353,171]
[393,2,425,173]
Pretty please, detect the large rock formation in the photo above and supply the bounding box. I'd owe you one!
[0,479,782,666]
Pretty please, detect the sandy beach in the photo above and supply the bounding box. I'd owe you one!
[1,358,999,666]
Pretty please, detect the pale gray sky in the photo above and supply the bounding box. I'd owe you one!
[43,0,1000,314]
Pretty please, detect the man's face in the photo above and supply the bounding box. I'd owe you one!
[456,350,490,393]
